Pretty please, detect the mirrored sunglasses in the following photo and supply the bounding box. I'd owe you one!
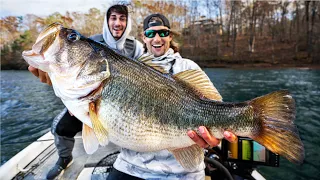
[144,29,170,38]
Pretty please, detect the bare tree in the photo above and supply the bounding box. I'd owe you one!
[248,0,257,53]
[226,0,234,47]
[305,0,310,56]
[280,0,290,42]
[232,1,239,58]
[213,0,223,35]
[309,1,317,61]
[266,3,277,64]
[213,0,222,56]
[294,0,300,53]
[259,5,266,36]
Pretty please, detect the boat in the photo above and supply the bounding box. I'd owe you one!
[0,112,268,180]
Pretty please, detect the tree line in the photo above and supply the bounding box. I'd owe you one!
[1,0,319,70]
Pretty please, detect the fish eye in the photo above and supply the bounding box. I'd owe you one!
[67,32,80,42]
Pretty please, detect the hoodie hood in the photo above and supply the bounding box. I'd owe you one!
[102,5,132,51]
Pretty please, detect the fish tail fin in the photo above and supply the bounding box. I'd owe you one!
[250,90,304,164]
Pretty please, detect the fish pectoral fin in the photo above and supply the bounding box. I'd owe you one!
[89,101,109,146]
[82,123,99,154]
[169,144,204,171]
[173,69,222,101]
[138,54,170,73]
[138,53,154,62]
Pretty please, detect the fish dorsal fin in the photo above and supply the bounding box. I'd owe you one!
[138,54,169,74]
[169,144,204,171]
[173,69,222,101]
[82,123,99,154]
[89,101,109,146]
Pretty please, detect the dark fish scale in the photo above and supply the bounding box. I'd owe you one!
[99,51,256,135]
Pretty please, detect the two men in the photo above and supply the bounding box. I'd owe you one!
[29,5,236,180]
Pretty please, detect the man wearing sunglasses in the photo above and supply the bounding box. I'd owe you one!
[108,13,237,180]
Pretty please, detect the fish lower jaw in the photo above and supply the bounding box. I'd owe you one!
[22,50,39,56]
[50,74,102,101]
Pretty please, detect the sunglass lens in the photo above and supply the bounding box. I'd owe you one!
[159,31,165,37]
[159,30,170,37]
[145,30,170,38]
[145,30,155,38]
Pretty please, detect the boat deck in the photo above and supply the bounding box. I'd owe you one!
[15,133,120,180]
[2,132,215,180]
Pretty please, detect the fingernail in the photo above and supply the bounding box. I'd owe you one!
[224,131,230,138]
[188,131,194,138]
[199,127,205,134]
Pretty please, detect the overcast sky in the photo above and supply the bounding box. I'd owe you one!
[1,0,115,18]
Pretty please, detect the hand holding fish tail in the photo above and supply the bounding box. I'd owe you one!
[187,127,219,148]
[188,127,237,149]
[223,131,237,143]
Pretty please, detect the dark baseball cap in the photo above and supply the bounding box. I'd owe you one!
[143,13,170,31]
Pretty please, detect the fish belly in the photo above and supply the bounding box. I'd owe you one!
[97,99,196,152]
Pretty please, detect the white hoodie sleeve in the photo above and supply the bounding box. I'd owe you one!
[172,58,201,74]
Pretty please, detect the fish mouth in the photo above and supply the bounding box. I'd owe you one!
[23,23,62,56]
[22,50,41,57]
[22,23,63,71]
[34,22,62,54]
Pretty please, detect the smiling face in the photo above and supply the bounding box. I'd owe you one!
[108,11,127,40]
[143,26,172,57]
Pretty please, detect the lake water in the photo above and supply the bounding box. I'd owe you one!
[1,69,319,179]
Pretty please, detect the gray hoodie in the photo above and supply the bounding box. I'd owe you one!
[92,5,144,59]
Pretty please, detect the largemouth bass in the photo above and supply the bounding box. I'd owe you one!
[22,23,304,170]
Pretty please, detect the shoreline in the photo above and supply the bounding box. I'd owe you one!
[198,63,320,70]
[1,63,320,71]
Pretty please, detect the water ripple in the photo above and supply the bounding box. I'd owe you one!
[1,71,64,165]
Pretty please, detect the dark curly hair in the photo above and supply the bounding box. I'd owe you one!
[106,5,128,20]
